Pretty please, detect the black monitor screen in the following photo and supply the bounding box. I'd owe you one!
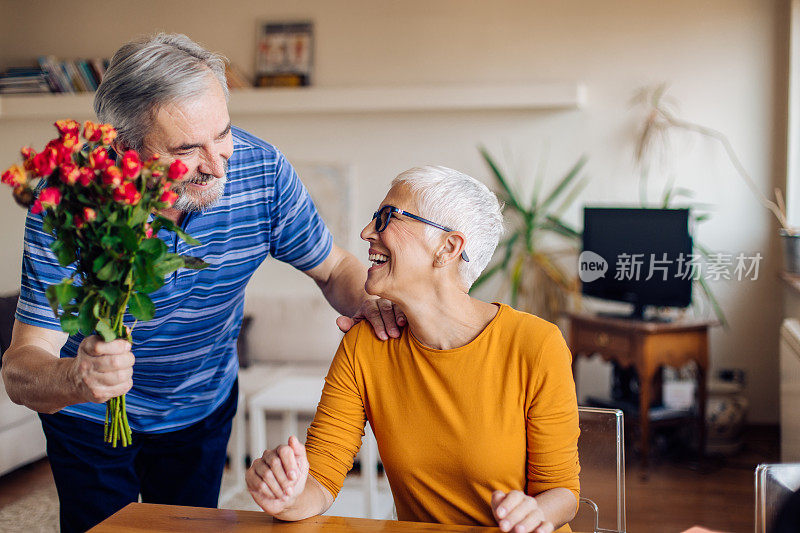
[581,207,693,312]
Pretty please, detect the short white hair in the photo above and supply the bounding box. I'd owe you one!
[392,166,504,289]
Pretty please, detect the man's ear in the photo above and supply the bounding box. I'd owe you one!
[433,232,467,267]
[111,140,127,158]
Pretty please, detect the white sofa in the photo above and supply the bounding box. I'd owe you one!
[0,292,47,477]
[0,379,46,477]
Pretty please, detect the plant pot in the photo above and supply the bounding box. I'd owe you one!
[706,379,748,456]
[780,229,800,274]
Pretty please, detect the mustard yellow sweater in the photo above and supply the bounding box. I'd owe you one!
[305,303,580,531]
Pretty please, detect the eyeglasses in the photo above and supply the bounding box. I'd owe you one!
[371,205,470,262]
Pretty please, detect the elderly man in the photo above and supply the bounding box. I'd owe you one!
[1,33,401,533]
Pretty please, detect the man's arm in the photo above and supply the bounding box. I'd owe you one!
[303,244,368,318]
[2,320,134,414]
[304,244,405,340]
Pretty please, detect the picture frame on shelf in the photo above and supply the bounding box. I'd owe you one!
[255,21,314,87]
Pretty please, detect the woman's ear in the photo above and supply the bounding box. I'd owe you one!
[433,232,467,267]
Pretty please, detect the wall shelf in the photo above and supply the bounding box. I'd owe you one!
[0,82,586,120]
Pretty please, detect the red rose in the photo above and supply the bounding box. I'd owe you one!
[46,140,74,166]
[83,121,102,142]
[102,166,123,188]
[144,223,153,238]
[121,150,142,179]
[90,147,110,170]
[83,207,97,222]
[159,190,178,207]
[113,181,141,205]
[31,186,61,214]
[59,162,80,185]
[55,119,80,136]
[1,165,26,187]
[78,168,95,187]
[168,160,188,181]
[74,214,85,229]
[32,149,57,177]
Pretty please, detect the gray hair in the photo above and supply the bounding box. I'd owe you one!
[94,33,229,153]
[392,166,504,289]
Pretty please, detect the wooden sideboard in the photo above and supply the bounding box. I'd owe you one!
[567,312,714,477]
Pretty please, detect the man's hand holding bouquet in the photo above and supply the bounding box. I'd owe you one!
[2,119,206,447]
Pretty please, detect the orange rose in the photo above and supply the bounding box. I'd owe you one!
[61,132,81,152]
[83,121,102,142]
[55,119,80,136]
[83,207,97,222]
[59,162,80,185]
[12,185,34,208]
[1,165,27,187]
[102,166,123,188]
[20,147,36,171]
[99,124,117,145]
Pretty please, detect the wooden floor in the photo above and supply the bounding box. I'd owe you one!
[0,426,778,532]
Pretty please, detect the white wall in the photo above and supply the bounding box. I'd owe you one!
[0,0,787,423]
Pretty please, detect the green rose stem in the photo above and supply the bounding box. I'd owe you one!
[106,304,133,447]
[102,226,139,448]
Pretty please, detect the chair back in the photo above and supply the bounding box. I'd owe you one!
[570,406,626,533]
[755,463,800,532]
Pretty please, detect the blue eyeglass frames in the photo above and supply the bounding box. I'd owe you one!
[371,205,470,262]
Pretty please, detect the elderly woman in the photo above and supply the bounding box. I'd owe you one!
[246,166,580,533]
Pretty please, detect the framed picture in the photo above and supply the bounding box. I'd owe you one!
[255,21,313,87]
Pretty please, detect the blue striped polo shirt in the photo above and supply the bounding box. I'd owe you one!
[15,126,333,433]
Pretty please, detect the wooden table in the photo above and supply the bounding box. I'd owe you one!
[88,503,500,532]
[567,312,714,477]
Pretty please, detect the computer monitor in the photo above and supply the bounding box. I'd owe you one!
[581,207,693,319]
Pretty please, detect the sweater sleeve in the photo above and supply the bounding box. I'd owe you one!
[526,326,581,506]
[304,325,367,498]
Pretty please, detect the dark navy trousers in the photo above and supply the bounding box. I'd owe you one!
[39,380,237,533]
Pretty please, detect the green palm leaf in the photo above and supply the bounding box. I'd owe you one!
[479,146,525,214]
[537,155,588,213]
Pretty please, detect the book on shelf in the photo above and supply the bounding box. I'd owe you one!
[0,67,50,94]
[5,56,252,95]
[0,56,111,95]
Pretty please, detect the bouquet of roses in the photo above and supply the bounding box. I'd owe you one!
[2,119,206,447]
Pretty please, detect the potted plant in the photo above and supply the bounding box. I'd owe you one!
[633,84,799,274]
[470,147,589,323]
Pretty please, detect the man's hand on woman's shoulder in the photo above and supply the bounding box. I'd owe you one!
[337,297,406,341]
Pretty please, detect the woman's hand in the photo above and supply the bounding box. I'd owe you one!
[246,435,309,515]
[491,490,554,533]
